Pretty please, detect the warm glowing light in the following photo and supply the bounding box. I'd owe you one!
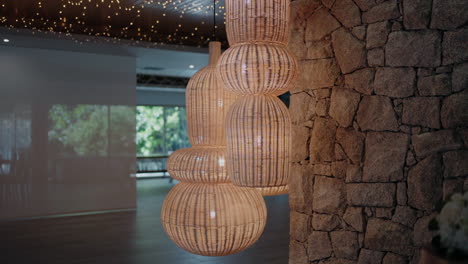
[3,38,9,43]
[188,64,194,69]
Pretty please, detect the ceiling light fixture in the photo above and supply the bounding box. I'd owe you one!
[162,41,267,256]
[3,38,10,43]
[188,64,194,69]
[217,0,298,196]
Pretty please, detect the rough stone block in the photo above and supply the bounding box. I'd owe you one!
[357,96,399,131]
[310,118,336,162]
[346,165,362,183]
[307,40,334,60]
[366,21,390,48]
[374,67,415,98]
[443,178,464,200]
[413,213,436,247]
[331,231,360,260]
[443,150,468,178]
[336,128,365,164]
[312,213,341,231]
[344,68,375,95]
[383,253,408,264]
[417,74,452,96]
[289,240,308,264]
[442,29,468,65]
[343,207,365,232]
[306,7,341,42]
[386,31,441,67]
[397,182,407,205]
[365,218,413,256]
[352,25,367,40]
[292,125,310,162]
[392,206,416,227]
[403,0,431,29]
[368,48,385,67]
[408,154,443,211]
[299,59,340,90]
[402,97,440,129]
[441,90,468,128]
[358,249,385,264]
[452,62,468,92]
[354,0,378,11]
[330,88,361,127]
[362,0,400,23]
[332,0,361,28]
[290,92,314,124]
[412,130,463,158]
[332,28,367,74]
[431,0,468,30]
[313,176,346,214]
[290,211,310,242]
[307,231,332,261]
[363,132,409,182]
[347,183,396,207]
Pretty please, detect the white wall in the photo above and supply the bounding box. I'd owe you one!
[0,45,137,219]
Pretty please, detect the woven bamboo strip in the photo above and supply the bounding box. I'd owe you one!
[217,43,298,96]
[225,0,290,45]
[255,185,289,196]
[167,146,229,183]
[226,95,291,188]
[187,42,235,146]
[161,182,267,256]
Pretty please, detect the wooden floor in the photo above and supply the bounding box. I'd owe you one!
[0,179,290,264]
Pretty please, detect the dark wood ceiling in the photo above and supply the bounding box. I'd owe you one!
[0,0,227,48]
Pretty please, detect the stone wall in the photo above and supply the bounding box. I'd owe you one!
[288,0,467,263]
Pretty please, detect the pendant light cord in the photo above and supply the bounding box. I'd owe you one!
[213,0,216,41]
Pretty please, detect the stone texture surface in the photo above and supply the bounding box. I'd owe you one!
[357,96,398,131]
[374,67,415,98]
[343,207,364,232]
[363,132,408,182]
[431,0,468,30]
[408,155,443,211]
[443,150,468,178]
[331,231,360,259]
[366,21,389,48]
[306,7,341,42]
[347,183,395,207]
[441,90,468,128]
[412,130,463,158]
[364,218,413,256]
[307,231,332,261]
[331,0,361,28]
[290,211,310,242]
[403,0,431,29]
[288,1,468,263]
[310,117,336,162]
[313,176,346,214]
[344,68,374,95]
[330,88,361,127]
[332,28,367,74]
[417,74,452,96]
[386,31,441,67]
[336,128,365,163]
[362,0,399,23]
[358,249,385,264]
[402,97,440,129]
[442,29,468,65]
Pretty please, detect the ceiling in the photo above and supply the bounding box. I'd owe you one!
[0,0,227,48]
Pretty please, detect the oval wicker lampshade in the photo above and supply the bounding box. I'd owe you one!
[167,146,229,183]
[226,95,291,188]
[161,182,267,256]
[255,185,289,196]
[187,42,235,146]
[225,0,290,46]
[217,43,298,96]
[162,41,267,256]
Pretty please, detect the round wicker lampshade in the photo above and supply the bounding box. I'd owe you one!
[225,0,290,46]
[187,42,236,146]
[255,185,289,196]
[161,182,267,256]
[226,95,291,188]
[167,146,229,183]
[217,43,298,96]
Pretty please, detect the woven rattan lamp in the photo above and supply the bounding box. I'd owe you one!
[217,0,298,195]
[162,41,267,256]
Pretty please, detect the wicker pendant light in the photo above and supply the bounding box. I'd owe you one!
[162,41,267,256]
[217,0,298,195]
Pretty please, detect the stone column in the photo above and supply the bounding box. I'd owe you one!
[288,0,468,263]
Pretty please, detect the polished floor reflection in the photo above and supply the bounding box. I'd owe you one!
[0,179,289,264]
